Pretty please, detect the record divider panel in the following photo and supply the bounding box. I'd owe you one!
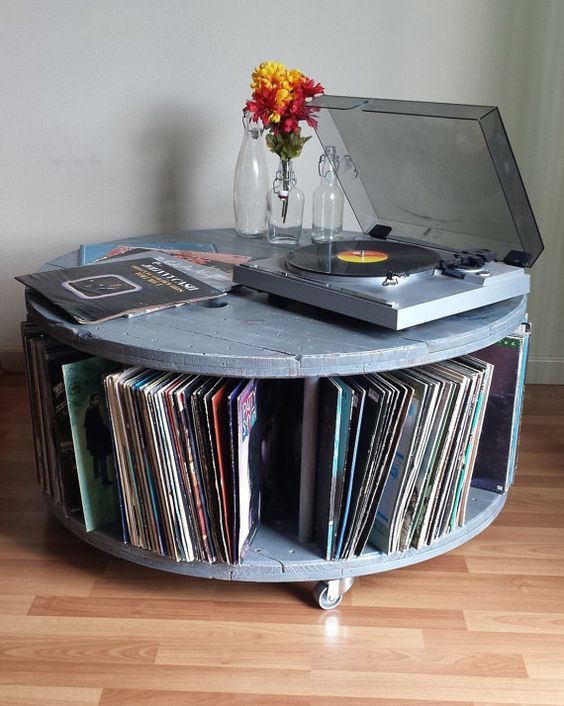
[23,229,527,601]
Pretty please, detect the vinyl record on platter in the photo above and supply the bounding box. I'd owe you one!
[286,240,441,278]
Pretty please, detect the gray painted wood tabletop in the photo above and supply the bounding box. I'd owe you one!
[27,228,527,378]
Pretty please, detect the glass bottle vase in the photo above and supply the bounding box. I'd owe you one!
[233,112,269,238]
[311,145,344,244]
[267,159,304,246]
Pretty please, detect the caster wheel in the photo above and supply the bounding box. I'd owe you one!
[313,581,343,610]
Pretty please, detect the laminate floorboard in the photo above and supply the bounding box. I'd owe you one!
[0,374,563,705]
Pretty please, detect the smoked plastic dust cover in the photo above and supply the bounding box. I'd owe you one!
[311,96,543,267]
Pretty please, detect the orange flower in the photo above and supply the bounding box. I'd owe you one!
[244,60,324,159]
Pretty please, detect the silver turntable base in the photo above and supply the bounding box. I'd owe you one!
[233,252,530,330]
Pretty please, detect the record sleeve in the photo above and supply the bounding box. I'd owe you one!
[327,378,356,560]
[471,334,529,493]
[333,377,366,560]
[174,375,218,562]
[235,379,261,561]
[352,372,412,556]
[62,356,122,532]
[337,376,383,559]
[192,377,229,562]
[17,257,226,324]
[370,372,427,554]
[163,374,204,560]
[154,374,196,562]
[314,378,342,560]
[341,373,398,557]
[79,239,216,265]
[411,363,467,548]
[207,378,236,563]
[397,368,447,551]
[139,370,180,557]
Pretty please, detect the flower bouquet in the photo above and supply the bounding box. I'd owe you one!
[244,61,324,243]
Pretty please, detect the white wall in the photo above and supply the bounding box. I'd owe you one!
[1,0,562,381]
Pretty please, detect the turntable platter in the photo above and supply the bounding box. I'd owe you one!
[286,240,441,278]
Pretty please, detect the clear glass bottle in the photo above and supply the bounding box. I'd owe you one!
[267,158,305,246]
[233,112,269,238]
[311,145,344,243]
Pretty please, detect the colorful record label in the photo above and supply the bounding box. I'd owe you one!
[336,249,390,264]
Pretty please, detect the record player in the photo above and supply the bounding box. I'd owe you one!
[233,96,544,330]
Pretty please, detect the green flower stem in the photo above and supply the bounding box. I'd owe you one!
[266,130,311,160]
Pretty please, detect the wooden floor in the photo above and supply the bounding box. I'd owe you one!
[0,373,563,706]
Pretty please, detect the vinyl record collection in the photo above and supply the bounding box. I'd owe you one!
[21,323,529,565]
[104,369,261,564]
[21,322,87,515]
[314,356,494,561]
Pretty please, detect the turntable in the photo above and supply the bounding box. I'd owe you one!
[233,96,544,330]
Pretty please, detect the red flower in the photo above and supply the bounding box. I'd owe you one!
[243,62,324,158]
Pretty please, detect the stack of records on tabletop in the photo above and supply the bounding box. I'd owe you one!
[16,237,253,325]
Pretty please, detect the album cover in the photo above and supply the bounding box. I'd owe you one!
[16,257,226,324]
[327,377,356,560]
[153,372,196,562]
[234,379,261,561]
[44,344,89,516]
[124,368,166,552]
[471,334,530,493]
[175,375,217,562]
[103,369,133,545]
[341,374,394,559]
[62,356,122,531]
[210,379,241,563]
[370,371,427,554]
[353,372,411,556]
[104,366,156,547]
[454,357,494,526]
[430,360,481,540]
[506,331,530,486]
[314,378,342,560]
[21,324,49,491]
[202,378,234,562]
[332,376,366,560]
[79,240,216,265]
[164,374,204,561]
[192,376,229,562]
[398,368,448,551]
[336,375,382,560]
[380,368,442,553]
[148,374,180,557]
[20,325,89,513]
[413,362,469,548]
[227,380,246,554]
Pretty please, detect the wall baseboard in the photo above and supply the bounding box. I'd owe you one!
[526,356,564,385]
[3,349,564,384]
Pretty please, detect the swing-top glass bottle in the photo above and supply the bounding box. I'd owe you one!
[311,145,345,243]
[233,111,269,238]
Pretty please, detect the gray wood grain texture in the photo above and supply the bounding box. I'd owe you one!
[45,488,504,582]
[27,228,527,378]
